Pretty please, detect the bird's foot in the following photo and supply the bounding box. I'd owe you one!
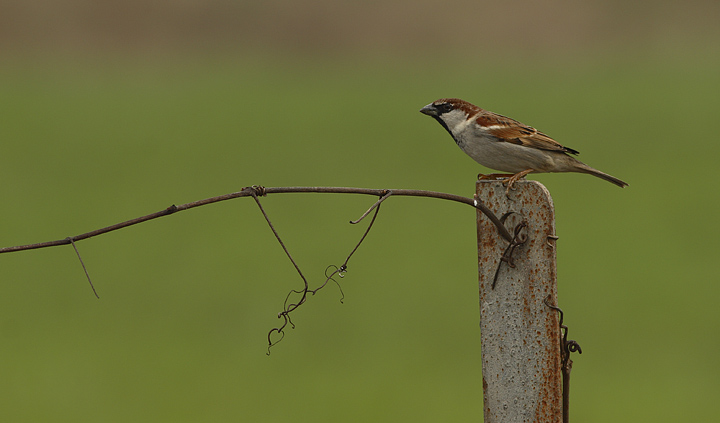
[503,169,534,197]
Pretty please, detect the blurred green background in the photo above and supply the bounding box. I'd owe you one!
[1,1,719,421]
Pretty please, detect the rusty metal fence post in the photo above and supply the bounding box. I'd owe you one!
[476,179,562,423]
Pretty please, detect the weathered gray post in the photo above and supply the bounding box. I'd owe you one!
[476,179,563,422]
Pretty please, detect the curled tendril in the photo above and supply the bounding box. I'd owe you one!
[543,295,582,369]
[323,265,346,302]
[265,200,382,354]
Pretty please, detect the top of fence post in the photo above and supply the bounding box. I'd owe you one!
[476,179,562,423]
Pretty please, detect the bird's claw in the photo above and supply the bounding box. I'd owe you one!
[502,169,534,198]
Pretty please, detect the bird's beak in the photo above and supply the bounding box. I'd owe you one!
[419,103,438,117]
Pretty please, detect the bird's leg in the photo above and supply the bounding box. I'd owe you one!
[503,169,534,196]
[478,173,516,181]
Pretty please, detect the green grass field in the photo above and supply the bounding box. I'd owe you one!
[1,52,718,421]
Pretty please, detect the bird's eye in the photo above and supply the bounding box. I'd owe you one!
[437,103,454,114]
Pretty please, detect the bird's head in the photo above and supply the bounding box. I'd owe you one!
[420,98,482,140]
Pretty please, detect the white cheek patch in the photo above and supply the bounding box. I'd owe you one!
[451,119,472,134]
[444,110,473,134]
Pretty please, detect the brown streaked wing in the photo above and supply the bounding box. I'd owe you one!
[478,112,579,154]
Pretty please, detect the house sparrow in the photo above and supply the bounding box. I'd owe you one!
[420,98,628,189]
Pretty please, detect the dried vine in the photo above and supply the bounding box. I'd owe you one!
[0,185,517,352]
[0,186,512,256]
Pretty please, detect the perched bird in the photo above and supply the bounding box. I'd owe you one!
[420,98,627,189]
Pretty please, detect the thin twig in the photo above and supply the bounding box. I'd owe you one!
[492,221,528,289]
[67,237,100,299]
[267,202,383,354]
[247,191,313,352]
[0,186,512,256]
[350,190,392,224]
[343,202,381,264]
[250,191,309,294]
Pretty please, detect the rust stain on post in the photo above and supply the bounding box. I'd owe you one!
[477,180,562,423]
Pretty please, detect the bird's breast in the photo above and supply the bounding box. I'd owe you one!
[455,133,557,173]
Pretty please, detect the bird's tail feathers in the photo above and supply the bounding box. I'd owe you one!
[578,164,628,188]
